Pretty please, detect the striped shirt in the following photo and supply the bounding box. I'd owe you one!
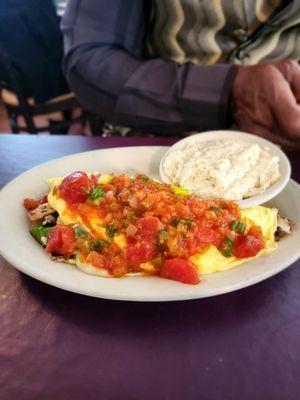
[146,0,300,65]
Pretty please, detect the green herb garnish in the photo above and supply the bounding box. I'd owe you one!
[90,186,105,200]
[138,174,150,181]
[158,229,168,240]
[74,226,88,239]
[230,220,246,234]
[157,229,168,249]
[171,217,193,228]
[219,249,232,257]
[224,237,233,248]
[107,225,118,239]
[93,238,110,253]
[87,186,105,205]
[230,220,239,230]
[218,236,233,257]
[209,206,222,214]
[157,229,168,244]
[237,222,246,234]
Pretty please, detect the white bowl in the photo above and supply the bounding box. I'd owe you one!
[159,130,291,208]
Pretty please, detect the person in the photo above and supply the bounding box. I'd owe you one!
[0,0,68,103]
[62,0,300,146]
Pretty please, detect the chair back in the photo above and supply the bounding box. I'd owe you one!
[0,45,31,109]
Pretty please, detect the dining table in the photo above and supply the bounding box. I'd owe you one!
[0,133,300,400]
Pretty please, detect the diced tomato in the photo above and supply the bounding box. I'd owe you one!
[46,225,76,256]
[23,194,48,210]
[136,217,163,241]
[233,231,264,259]
[174,203,191,218]
[108,254,129,277]
[126,240,157,266]
[58,171,91,204]
[40,195,48,204]
[184,237,198,256]
[102,184,115,193]
[76,203,98,215]
[23,198,40,210]
[248,225,264,241]
[86,251,107,269]
[112,174,130,192]
[195,224,221,247]
[160,258,200,285]
[126,235,137,245]
[90,173,99,186]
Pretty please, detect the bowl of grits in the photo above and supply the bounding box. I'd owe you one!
[159,130,291,208]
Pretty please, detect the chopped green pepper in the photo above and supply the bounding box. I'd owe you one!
[30,226,51,246]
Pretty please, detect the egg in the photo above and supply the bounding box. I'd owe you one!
[189,206,278,274]
[113,234,127,249]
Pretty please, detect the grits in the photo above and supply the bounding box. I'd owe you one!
[163,140,280,201]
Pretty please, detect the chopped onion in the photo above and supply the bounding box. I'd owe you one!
[126,224,137,236]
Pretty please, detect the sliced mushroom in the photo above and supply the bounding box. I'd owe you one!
[28,203,55,222]
[42,214,57,226]
[51,255,76,264]
[276,215,292,240]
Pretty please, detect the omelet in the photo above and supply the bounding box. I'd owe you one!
[189,206,278,274]
[46,174,280,278]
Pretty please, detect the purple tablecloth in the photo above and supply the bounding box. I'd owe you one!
[0,135,300,400]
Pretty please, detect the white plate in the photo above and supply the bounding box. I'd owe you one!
[159,131,291,209]
[0,146,299,302]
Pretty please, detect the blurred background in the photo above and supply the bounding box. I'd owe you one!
[0,0,103,136]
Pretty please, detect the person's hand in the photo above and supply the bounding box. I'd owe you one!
[231,60,300,149]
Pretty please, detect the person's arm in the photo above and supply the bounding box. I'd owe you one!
[61,0,237,134]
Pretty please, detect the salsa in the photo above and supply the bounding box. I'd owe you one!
[39,171,266,283]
